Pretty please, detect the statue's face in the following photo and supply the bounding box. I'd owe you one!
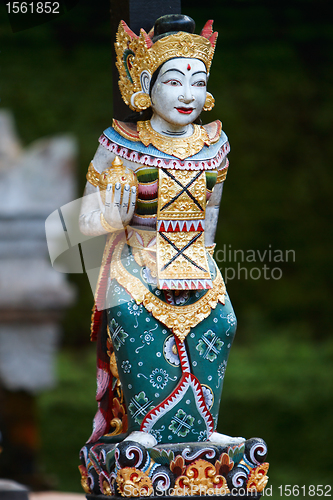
[150,58,207,127]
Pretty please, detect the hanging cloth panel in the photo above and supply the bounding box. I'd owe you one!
[156,168,212,290]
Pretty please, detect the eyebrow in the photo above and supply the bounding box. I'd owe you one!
[192,71,207,76]
[161,68,185,77]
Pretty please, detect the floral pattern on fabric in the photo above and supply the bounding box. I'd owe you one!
[196,330,224,362]
[169,409,195,438]
[109,318,129,351]
[128,391,155,425]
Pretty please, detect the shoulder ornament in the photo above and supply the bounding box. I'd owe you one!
[99,120,229,170]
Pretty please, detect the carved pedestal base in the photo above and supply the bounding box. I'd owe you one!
[79,438,269,497]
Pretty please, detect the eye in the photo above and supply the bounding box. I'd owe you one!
[192,80,206,87]
[163,79,182,86]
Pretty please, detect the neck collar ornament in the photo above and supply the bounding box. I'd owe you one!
[137,120,210,160]
[115,19,218,112]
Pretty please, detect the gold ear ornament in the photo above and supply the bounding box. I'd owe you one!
[203,92,215,111]
[131,91,152,111]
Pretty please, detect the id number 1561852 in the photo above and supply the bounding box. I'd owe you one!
[6,2,60,14]
[277,485,331,496]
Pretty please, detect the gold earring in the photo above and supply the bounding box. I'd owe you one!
[131,92,152,111]
[203,92,215,111]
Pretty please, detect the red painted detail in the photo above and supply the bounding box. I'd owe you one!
[90,232,124,341]
[140,370,214,436]
[176,107,194,115]
[187,64,191,71]
[121,20,139,40]
[200,20,214,39]
[127,55,133,70]
[164,291,174,305]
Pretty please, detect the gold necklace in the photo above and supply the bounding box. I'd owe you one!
[137,120,210,160]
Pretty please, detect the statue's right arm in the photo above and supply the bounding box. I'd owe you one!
[79,145,116,236]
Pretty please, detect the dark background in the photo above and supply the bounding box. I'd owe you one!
[0,0,332,496]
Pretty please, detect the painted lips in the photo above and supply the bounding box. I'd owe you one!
[175,107,194,114]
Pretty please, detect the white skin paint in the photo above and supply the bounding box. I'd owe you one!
[150,57,208,137]
[79,58,209,232]
[100,58,207,227]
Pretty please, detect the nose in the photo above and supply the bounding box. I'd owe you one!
[178,84,194,104]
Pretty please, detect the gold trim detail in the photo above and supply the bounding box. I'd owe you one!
[126,227,156,250]
[151,32,216,74]
[216,166,228,184]
[157,168,210,286]
[247,463,270,493]
[173,459,228,496]
[126,226,214,256]
[109,351,119,379]
[111,240,226,341]
[100,213,119,233]
[78,465,91,494]
[203,92,215,111]
[156,231,211,281]
[116,468,153,497]
[86,157,138,203]
[102,480,113,496]
[99,156,138,205]
[108,418,123,437]
[137,120,210,160]
[158,169,206,220]
[86,162,100,187]
[132,91,152,111]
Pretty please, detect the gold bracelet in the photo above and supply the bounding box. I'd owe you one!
[86,162,101,187]
[216,166,228,184]
[100,213,119,233]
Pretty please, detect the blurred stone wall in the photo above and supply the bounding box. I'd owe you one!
[0,110,77,485]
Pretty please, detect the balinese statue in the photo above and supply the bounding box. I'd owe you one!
[79,14,269,498]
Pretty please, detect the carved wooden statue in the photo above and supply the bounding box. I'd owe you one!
[79,14,269,498]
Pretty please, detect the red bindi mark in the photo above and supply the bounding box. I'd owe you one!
[187,64,191,71]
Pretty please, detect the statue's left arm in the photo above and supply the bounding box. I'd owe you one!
[205,157,227,247]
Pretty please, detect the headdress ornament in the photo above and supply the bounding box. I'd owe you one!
[115,17,218,111]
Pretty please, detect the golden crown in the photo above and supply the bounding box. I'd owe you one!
[115,20,218,111]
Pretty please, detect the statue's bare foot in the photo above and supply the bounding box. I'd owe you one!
[208,432,245,446]
[124,431,157,448]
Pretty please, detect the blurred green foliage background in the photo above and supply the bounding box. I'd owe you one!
[0,0,332,497]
